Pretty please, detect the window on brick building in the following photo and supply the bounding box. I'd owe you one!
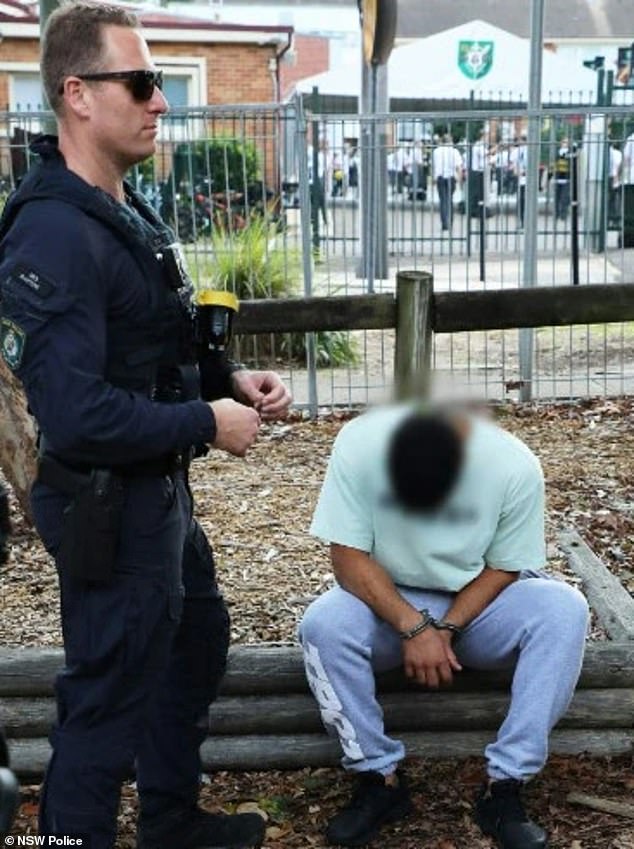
[155,58,207,142]
[11,72,44,111]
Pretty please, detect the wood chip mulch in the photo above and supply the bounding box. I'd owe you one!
[2,397,633,847]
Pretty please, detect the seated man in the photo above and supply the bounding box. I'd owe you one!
[0,484,19,836]
[299,404,589,849]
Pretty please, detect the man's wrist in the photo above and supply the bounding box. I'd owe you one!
[398,609,435,640]
[432,618,464,642]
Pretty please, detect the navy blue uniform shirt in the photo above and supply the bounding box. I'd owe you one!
[0,138,216,468]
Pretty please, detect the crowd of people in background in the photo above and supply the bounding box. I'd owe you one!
[306,127,634,236]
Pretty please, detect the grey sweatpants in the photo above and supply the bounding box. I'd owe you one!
[298,572,589,781]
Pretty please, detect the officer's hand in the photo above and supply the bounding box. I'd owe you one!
[402,628,462,689]
[230,370,292,421]
[210,398,261,457]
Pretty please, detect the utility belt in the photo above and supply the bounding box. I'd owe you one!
[37,451,190,495]
[36,450,189,584]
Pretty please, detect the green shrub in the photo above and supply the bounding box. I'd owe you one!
[173,136,260,192]
[196,221,359,368]
[206,217,295,299]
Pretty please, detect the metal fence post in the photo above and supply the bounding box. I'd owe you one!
[394,270,434,400]
[519,0,545,402]
[294,94,319,418]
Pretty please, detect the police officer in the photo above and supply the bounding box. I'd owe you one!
[0,3,291,848]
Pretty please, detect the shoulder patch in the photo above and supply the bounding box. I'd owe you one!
[0,317,26,370]
[11,265,55,299]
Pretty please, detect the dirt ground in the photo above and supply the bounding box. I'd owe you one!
[2,397,634,847]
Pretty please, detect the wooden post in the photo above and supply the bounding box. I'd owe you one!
[559,529,634,641]
[394,270,434,400]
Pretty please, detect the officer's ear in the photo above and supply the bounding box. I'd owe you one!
[61,77,91,119]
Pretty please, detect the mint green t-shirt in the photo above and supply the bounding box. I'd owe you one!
[310,405,546,591]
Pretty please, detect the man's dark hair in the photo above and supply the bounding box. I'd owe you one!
[387,411,464,512]
[42,0,139,115]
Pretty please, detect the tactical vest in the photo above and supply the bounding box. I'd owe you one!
[0,137,198,404]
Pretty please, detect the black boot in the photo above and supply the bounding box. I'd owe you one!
[137,804,266,849]
[473,779,548,849]
[325,771,412,847]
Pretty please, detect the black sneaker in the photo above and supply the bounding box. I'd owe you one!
[137,806,266,849]
[325,770,413,847]
[473,779,548,849]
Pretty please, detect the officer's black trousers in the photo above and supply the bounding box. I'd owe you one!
[32,472,230,849]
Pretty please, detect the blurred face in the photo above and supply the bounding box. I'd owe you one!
[81,25,168,171]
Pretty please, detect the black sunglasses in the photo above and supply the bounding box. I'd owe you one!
[68,69,164,102]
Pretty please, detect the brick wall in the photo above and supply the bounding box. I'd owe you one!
[0,36,282,184]
[279,33,329,99]
[149,40,278,105]
[0,37,279,108]
[0,37,39,110]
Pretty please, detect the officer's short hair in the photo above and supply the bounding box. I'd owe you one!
[387,410,464,513]
[42,0,139,115]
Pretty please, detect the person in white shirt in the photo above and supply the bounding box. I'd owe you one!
[432,133,463,230]
[510,137,528,229]
[608,143,623,226]
[494,143,510,196]
[468,130,491,218]
[622,131,634,185]
[387,148,398,194]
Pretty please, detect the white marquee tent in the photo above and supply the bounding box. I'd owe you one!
[296,19,596,103]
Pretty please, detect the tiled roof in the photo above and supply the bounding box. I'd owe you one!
[0,0,293,33]
[397,0,633,39]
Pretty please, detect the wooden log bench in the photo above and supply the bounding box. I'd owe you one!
[1,530,632,778]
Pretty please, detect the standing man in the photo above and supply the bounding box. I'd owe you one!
[432,133,463,231]
[553,137,571,222]
[511,136,528,230]
[0,3,291,848]
[622,127,634,187]
[608,142,623,227]
[299,405,589,849]
[468,130,488,218]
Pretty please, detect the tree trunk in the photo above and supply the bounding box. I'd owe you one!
[0,357,36,521]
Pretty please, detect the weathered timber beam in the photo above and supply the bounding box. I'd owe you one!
[0,642,633,696]
[230,283,634,337]
[434,283,634,333]
[567,792,634,819]
[559,530,634,641]
[233,293,396,335]
[3,689,633,738]
[9,729,633,778]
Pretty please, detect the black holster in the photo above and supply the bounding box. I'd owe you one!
[38,458,125,583]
